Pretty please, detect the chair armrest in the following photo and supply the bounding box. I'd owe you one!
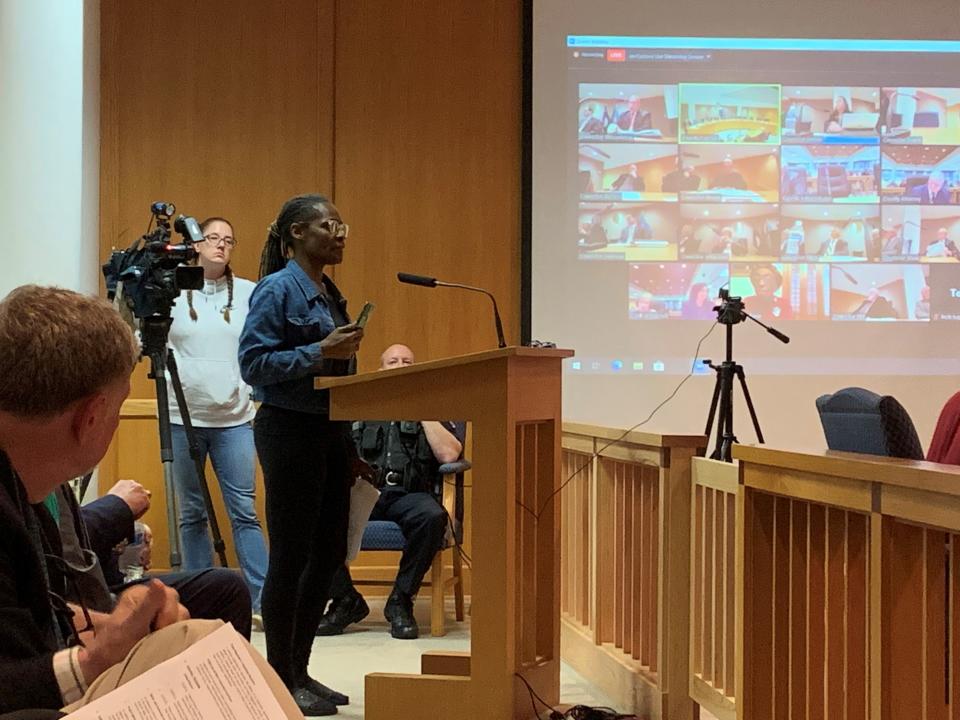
[439,460,472,475]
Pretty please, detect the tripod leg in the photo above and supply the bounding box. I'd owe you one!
[711,369,732,461]
[148,352,182,570]
[705,370,722,439]
[719,362,739,463]
[166,351,230,568]
[735,366,764,445]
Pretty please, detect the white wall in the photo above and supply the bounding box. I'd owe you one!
[0,0,100,297]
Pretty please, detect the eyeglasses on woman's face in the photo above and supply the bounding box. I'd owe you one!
[200,233,237,248]
[318,219,349,240]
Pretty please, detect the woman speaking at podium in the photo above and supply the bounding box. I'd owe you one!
[239,194,367,717]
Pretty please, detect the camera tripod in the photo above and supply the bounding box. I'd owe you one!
[141,316,228,569]
[703,290,790,463]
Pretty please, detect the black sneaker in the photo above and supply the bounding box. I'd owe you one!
[291,687,338,716]
[315,590,369,636]
[384,591,419,640]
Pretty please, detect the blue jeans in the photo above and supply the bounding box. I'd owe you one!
[171,422,267,613]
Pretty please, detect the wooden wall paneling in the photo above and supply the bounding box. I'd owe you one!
[724,489,736,697]
[648,463,661,675]
[883,519,925,717]
[704,486,716,686]
[102,0,336,400]
[630,464,642,661]
[789,500,809,720]
[642,465,658,668]
[808,504,827,720]
[846,512,869,720]
[742,488,775,718]
[579,452,591,626]
[598,457,615,644]
[772,497,791,719]
[713,486,725,693]
[825,508,848,719]
[952,536,960,720]
[331,0,522,369]
[925,529,949,720]
[613,463,630,649]
[693,484,704,679]
[622,464,635,658]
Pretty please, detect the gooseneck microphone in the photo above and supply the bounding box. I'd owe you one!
[398,272,507,349]
[396,272,438,288]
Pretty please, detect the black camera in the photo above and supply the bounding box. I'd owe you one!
[713,287,746,326]
[102,202,205,320]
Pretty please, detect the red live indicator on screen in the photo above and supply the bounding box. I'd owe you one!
[606,48,626,62]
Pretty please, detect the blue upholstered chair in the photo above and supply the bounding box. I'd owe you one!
[357,460,470,636]
[815,387,925,459]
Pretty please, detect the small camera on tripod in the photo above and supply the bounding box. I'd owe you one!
[713,287,746,326]
[102,201,205,321]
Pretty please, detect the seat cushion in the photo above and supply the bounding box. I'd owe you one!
[361,520,406,551]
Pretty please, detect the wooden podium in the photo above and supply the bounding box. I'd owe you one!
[315,346,573,720]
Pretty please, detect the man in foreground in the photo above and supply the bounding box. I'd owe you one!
[0,285,300,717]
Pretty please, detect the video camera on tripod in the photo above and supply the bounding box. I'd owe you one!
[102,202,205,320]
[703,288,790,462]
[100,202,229,569]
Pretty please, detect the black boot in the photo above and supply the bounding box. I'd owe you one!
[296,675,349,706]
[384,590,419,640]
[290,686,338,716]
[315,589,369,636]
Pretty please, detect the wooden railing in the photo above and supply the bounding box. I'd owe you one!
[563,427,960,720]
[560,423,706,720]
[733,445,960,720]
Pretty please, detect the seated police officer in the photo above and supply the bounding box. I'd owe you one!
[316,344,464,639]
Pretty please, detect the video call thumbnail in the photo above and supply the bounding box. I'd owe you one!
[729,263,828,321]
[927,264,960,320]
[578,84,679,143]
[781,145,880,203]
[578,202,679,261]
[679,204,780,261]
[628,262,729,320]
[881,88,960,146]
[578,143,679,202]
[781,87,881,145]
[779,205,880,261]
[881,145,960,205]
[678,145,780,203]
[881,206,960,261]
[679,83,780,145]
[829,264,931,321]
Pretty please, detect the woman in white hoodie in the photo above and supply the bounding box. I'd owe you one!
[168,216,268,622]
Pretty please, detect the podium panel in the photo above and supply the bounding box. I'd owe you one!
[315,347,572,720]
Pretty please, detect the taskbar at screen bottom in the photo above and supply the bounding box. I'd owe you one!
[566,355,960,376]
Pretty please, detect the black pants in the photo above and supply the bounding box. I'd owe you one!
[151,568,252,639]
[254,405,351,687]
[329,487,447,599]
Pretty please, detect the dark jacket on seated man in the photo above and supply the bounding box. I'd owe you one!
[317,419,465,640]
[78,494,133,587]
[56,483,252,638]
[0,452,77,713]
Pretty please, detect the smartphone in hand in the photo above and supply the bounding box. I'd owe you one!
[355,302,375,329]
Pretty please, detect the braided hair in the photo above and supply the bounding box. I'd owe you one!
[187,216,235,323]
[258,194,330,279]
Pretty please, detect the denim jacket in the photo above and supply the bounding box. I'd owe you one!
[238,259,355,415]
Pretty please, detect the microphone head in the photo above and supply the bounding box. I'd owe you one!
[397,272,438,288]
